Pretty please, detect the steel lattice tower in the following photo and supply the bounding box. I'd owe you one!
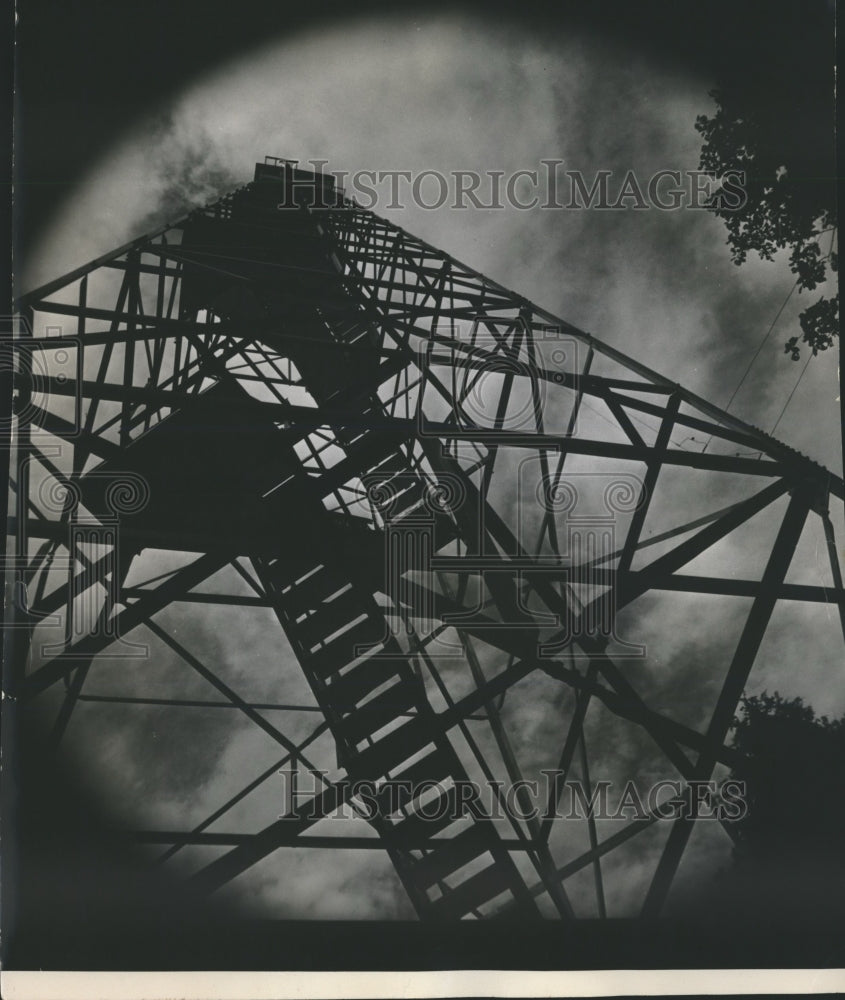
[6,158,845,922]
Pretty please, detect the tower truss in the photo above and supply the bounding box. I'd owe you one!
[6,157,845,922]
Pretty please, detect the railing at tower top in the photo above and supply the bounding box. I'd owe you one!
[264,155,299,168]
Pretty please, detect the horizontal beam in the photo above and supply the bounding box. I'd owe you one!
[77,694,332,712]
[32,375,796,479]
[413,603,742,769]
[123,588,271,607]
[15,220,188,308]
[428,558,844,605]
[20,552,230,698]
[131,832,533,850]
[15,180,842,507]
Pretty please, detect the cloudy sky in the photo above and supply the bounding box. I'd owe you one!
[20,7,843,925]
[25,12,841,475]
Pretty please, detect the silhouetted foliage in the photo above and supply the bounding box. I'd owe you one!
[727,691,845,868]
[673,690,845,921]
[696,61,837,360]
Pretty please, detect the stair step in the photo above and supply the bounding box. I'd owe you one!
[326,657,407,712]
[353,717,434,779]
[373,746,453,816]
[281,566,344,618]
[392,784,462,845]
[324,356,408,411]
[377,479,426,519]
[308,616,387,678]
[341,680,419,745]
[322,432,406,492]
[413,823,493,889]
[427,863,513,920]
[294,587,367,649]
[369,451,411,480]
[264,554,322,591]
